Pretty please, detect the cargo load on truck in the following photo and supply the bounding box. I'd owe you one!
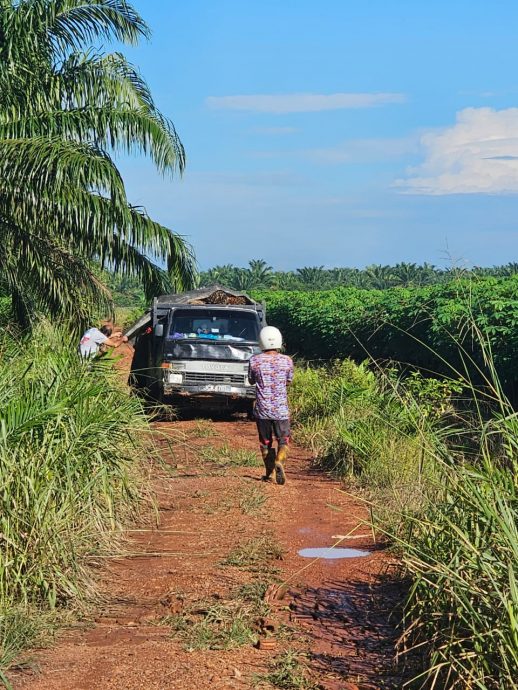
[128,286,266,412]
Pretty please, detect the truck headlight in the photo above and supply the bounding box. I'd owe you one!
[168,373,183,384]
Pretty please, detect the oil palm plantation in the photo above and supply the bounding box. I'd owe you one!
[200,264,237,288]
[296,266,329,290]
[248,259,273,287]
[0,0,196,325]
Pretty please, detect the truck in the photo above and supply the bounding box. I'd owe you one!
[127,286,266,412]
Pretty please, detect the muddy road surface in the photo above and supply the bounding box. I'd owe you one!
[12,417,410,690]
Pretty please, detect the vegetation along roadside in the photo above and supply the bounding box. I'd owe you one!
[0,324,152,683]
[0,1,192,677]
[287,307,518,689]
[0,0,516,684]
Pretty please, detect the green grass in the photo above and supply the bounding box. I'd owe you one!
[239,486,267,515]
[256,649,316,689]
[0,608,50,676]
[169,599,257,651]
[0,323,150,677]
[235,581,270,615]
[163,581,272,651]
[223,536,283,570]
[199,442,262,467]
[190,419,219,438]
[290,361,442,532]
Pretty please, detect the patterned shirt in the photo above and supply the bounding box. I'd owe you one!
[248,353,294,420]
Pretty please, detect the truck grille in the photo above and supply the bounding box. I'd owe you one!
[184,372,247,386]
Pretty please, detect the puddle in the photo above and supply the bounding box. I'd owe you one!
[298,547,371,560]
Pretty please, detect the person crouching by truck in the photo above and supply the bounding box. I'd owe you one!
[248,326,293,485]
[79,324,128,358]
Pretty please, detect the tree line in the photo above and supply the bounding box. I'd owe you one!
[199,259,518,291]
[106,259,518,308]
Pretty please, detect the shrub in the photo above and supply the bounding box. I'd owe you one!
[289,361,442,524]
[254,276,518,398]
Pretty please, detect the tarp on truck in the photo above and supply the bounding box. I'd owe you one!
[156,285,255,306]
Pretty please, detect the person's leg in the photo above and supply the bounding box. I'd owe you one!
[256,419,276,481]
[272,419,290,485]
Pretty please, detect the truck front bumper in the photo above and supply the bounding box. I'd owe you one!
[163,383,256,399]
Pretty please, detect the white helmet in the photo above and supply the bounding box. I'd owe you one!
[259,326,283,351]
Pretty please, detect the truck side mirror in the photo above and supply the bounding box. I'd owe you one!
[154,324,164,337]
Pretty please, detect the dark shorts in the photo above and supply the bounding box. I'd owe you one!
[256,418,291,447]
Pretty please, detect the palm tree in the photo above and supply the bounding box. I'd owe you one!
[271,271,302,291]
[248,259,273,287]
[231,268,257,291]
[498,262,518,277]
[347,268,371,289]
[0,0,196,325]
[390,262,420,286]
[328,267,368,288]
[199,264,237,287]
[295,266,329,290]
[363,264,396,290]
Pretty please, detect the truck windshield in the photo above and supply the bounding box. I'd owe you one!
[170,309,259,342]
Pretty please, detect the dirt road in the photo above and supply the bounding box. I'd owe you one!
[12,417,408,690]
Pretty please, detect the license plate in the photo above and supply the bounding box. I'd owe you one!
[214,385,232,393]
[202,384,232,393]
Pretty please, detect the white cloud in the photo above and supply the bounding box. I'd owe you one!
[206,92,406,114]
[397,107,518,195]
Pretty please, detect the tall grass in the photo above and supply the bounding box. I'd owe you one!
[0,323,150,673]
[290,361,443,523]
[397,387,518,687]
[400,456,518,688]
[290,356,518,688]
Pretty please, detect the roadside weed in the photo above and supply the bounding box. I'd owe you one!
[239,486,267,515]
[0,324,150,675]
[163,581,272,651]
[191,419,218,438]
[184,601,256,651]
[290,321,518,688]
[256,649,316,689]
[0,608,50,672]
[235,582,270,618]
[223,536,283,569]
[199,443,261,467]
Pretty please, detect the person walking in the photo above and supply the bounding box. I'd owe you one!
[79,324,127,358]
[248,326,293,485]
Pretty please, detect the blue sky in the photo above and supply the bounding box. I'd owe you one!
[118,0,518,270]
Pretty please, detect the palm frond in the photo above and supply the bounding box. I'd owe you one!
[0,106,185,175]
[0,137,127,203]
[49,0,149,52]
[0,0,194,325]
[0,219,112,323]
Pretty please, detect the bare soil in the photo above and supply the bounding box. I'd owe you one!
[11,413,411,690]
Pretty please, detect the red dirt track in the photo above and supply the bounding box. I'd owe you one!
[12,415,409,690]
